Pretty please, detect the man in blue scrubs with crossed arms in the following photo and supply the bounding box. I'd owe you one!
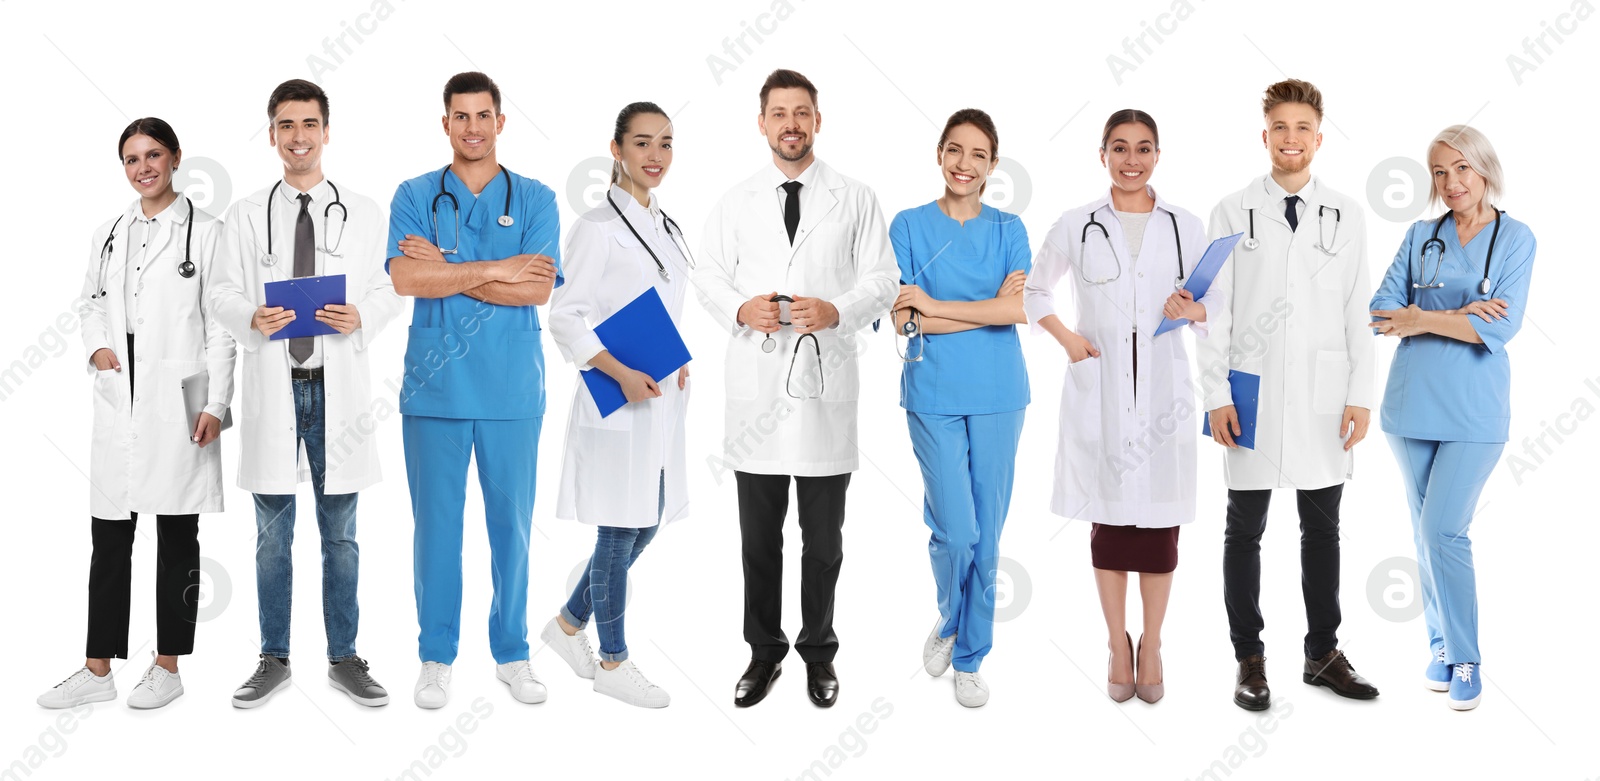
[387,71,562,709]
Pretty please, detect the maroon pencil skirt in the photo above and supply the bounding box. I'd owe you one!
[1090,523,1180,574]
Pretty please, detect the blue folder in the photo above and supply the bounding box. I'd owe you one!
[1200,369,1260,450]
[582,288,692,418]
[264,274,346,340]
[1153,232,1243,336]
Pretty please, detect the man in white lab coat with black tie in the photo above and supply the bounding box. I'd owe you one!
[695,68,897,710]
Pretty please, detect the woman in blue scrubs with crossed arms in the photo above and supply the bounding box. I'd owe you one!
[1369,125,1534,712]
[891,108,1029,708]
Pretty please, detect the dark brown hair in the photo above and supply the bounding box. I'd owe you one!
[759,69,817,113]
[1262,78,1323,120]
[1100,109,1159,151]
[444,71,501,114]
[267,79,330,125]
[117,117,180,160]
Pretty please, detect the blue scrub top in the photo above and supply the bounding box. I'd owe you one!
[1370,211,1536,443]
[890,201,1031,415]
[387,165,564,420]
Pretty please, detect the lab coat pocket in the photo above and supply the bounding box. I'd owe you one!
[1312,253,1349,292]
[816,332,859,403]
[577,371,634,431]
[725,339,760,401]
[1068,355,1100,394]
[803,222,851,265]
[92,369,124,425]
[158,359,207,424]
[1312,350,1351,414]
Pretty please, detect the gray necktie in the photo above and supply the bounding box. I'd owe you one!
[290,193,314,364]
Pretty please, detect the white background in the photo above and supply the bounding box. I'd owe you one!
[2,0,1596,779]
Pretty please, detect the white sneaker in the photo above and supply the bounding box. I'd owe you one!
[954,671,989,708]
[540,616,598,679]
[495,660,548,704]
[37,666,116,709]
[414,662,452,709]
[594,660,670,708]
[923,619,956,677]
[126,657,184,710]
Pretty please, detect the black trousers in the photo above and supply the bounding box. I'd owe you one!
[86,513,201,659]
[735,471,850,665]
[1222,484,1343,661]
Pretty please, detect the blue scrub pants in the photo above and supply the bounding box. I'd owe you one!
[403,414,541,665]
[1386,434,1503,664]
[907,409,1025,673]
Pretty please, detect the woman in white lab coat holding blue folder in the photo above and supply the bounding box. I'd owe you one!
[1022,110,1217,705]
[539,102,691,709]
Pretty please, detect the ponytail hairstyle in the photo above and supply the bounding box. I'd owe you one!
[611,101,669,185]
[1099,108,1159,151]
[937,108,999,194]
[118,117,181,161]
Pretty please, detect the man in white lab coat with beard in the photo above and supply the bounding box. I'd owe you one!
[695,68,897,710]
[1198,79,1380,711]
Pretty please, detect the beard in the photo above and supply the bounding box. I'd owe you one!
[1271,149,1312,174]
[771,139,812,162]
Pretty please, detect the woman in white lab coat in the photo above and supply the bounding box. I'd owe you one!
[38,118,235,712]
[538,102,690,709]
[1022,110,1217,705]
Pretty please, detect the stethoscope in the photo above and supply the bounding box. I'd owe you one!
[758,295,824,399]
[93,196,197,299]
[1079,206,1185,288]
[1241,202,1340,255]
[259,180,348,266]
[895,308,924,363]
[1414,208,1501,300]
[605,191,696,283]
[433,164,514,254]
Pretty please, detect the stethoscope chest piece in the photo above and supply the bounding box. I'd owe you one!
[498,215,515,227]
[1242,237,1260,251]
[178,260,196,278]
[761,335,776,353]
[261,252,278,267]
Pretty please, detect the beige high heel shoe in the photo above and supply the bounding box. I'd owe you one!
[1108,632,1135,702]
[1135,634,1164,704]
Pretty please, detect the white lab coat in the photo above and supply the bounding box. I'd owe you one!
[1197,175,1374,490]
[695,159,898,477]
[549,186,692,527]
[1023,188,1218,526]
[208,180,403,495]
[76,199,235,519]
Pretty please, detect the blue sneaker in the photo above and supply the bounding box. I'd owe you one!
[1424,648,1451,692]
[1448,663,1482,711]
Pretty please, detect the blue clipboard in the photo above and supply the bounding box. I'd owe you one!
[264,274,346,340]
[581,288,692,417]
[1154,232,1242,336]
[1200,370,1259,450]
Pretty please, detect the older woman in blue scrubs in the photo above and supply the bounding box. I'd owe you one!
[891,108,1030,709]
[1370,125,1535,712]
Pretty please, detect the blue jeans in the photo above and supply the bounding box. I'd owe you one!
[254,378,360,661]
[560,472,664,662]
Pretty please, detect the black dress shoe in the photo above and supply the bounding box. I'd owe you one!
[1303,649,1379,700]
[806,662,839,708]
[734,659,781,708]
[1234,655,1270,711]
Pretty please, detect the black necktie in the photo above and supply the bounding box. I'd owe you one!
[290,193,315,364]
[781,181,803,245]
[1284,195,1301,232]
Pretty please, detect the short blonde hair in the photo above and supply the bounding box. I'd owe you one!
[1428,125,1504,209]
[1262,79,1323,121]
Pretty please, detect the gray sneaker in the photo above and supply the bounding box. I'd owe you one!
[329,656,389,707]
[232,655,292,709]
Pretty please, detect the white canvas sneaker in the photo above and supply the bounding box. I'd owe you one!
[923,619,956,677]
[126,657,184,710]
[37,667,116,709]
[540,617,598,679]
[594,660,670,708]
[495,660,548,704]
[414,662,452,709]
[954,671,989,708]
